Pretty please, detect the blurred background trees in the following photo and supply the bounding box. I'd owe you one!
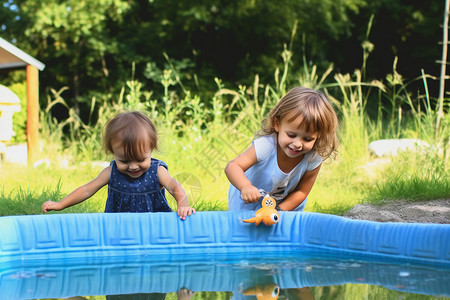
[0,0,445,121]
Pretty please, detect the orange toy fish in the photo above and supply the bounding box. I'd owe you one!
[242,195,280,226]
[243,283,280,299]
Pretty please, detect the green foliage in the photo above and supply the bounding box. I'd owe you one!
[310,283,447,300]
[5,0,434,115]
[165,291,232,300]
[1,0,446,128]
[1,39,449,216]
[369,148,450,203]
[9,81,27,143]
[1,161,108,216]
[3,0,132,110]
[0,181,63,216]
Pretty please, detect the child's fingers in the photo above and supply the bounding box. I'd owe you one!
[42,201,50,212]
[243,194,259,203]
[249,195,260,203]
[177,208,186,220]
[42,201,59,212]
[241,186,261,203]
[178,207,195,220]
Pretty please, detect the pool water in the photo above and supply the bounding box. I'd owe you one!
[1,250,449,300]
[1,211,449,299]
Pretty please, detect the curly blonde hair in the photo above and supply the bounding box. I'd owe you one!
[259,86,339,159]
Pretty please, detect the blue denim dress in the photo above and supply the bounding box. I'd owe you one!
[104,158,173,213]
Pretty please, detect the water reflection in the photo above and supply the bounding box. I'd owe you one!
[105,288,195,300]
[242,283,280,299]
[240,283,314,300]
[1,251,448,299]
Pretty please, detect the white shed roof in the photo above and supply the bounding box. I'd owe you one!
[0,37,45,71]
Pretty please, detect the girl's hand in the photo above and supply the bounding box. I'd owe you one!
[42,200,62,212]
[177,206,196,220]
[240,185,261,204]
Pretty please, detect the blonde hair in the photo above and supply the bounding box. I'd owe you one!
[103,111,158,161]
[259,86,339,159]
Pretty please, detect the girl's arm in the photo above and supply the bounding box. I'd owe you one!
[158,166,195,220]
[224,144,260,203]
[277,164,322,211]
[42,166,111,212]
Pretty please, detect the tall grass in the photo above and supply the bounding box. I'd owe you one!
[371,147,450,203]
[1,50,449,216]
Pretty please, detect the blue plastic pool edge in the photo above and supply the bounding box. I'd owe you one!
[1,211,449,265]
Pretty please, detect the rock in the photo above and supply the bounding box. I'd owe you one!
[344,199,450,224]
[368,139,429,157]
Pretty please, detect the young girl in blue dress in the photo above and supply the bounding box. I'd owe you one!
[225,86,339,212]
[42,111,195,220]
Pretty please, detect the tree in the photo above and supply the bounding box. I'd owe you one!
[1,0,444,121]
[437,0,449,135]
[2,0,131,114]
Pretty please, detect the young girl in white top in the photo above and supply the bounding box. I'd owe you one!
[225,86,338,212]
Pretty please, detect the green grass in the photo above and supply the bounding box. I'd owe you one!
[1,163,108,215]
[1,53,449,217]
[368,149,450,204]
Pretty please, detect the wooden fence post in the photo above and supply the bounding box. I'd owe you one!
[26,64,39,165]
[437,0,450,136]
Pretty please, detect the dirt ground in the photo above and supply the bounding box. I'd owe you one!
[344,198,450,224]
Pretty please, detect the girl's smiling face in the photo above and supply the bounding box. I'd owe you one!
[274,112,318,159]
[111,137,152,178]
